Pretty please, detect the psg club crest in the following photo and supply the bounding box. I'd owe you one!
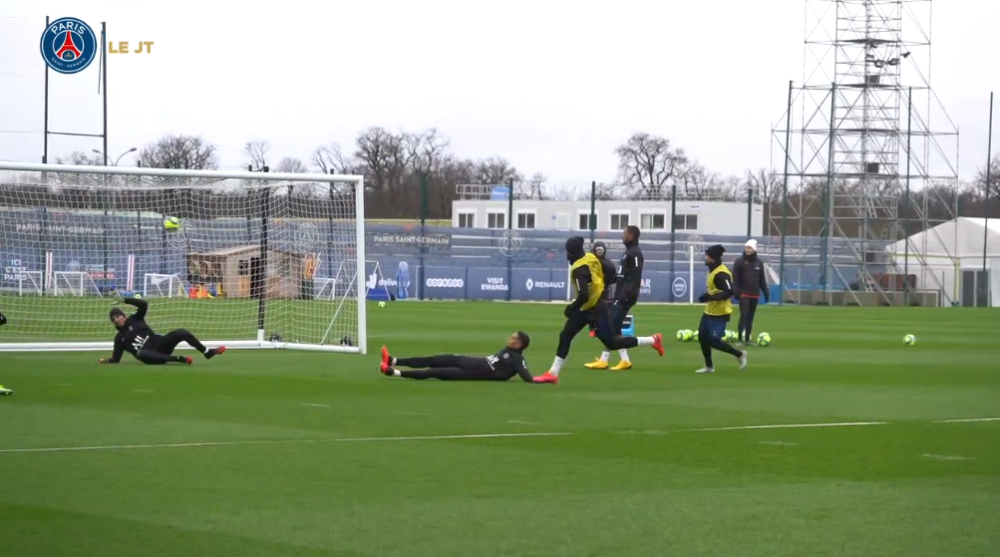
[40,17,98,74]
[498,230,523,258]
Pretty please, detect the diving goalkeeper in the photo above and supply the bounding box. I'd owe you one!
[99,293,225,365]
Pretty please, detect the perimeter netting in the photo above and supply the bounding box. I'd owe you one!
[0,163,366,353]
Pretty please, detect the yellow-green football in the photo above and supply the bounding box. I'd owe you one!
[903,334,916,346]
[757,332,771,346]
[163,216,181,231]
[676,329,692,342]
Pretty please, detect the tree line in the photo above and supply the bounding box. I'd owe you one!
[51,129,1000,231]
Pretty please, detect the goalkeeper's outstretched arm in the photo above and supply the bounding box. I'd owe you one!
[123,296,149,321]
[99,335,125,364]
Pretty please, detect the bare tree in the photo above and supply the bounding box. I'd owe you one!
[353,127,418,217]
[408,128,451,176]
[55,151,103,166]
[974,153,1000,200]
[615,132,689,199]
[473,156,522,185]
[275,157,308,173]
[518,172,548,199]
[244,140,271,171]
[311,143,355,174]
[136,135,218,169]
[678,162,719,200]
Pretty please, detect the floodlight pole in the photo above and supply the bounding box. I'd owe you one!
[983,91,994,306]
[904,88,913,307]
[779,80,793,306]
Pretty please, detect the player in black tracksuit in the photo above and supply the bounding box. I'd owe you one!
[587,241,618,338]
[732,240,770,345]
[586,226,644,370]
[99,295,225,365]
[380,332,535,382]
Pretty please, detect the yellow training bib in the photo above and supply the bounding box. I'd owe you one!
[570,253,605,311]
[705,264,733,316]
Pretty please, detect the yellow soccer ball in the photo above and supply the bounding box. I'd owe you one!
[163,216,181,232]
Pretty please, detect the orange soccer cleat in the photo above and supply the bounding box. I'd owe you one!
[651,333,664,357]
[533,372,559,385]
[381,345,391,368]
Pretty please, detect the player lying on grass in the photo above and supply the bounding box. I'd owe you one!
[696,245,747,374]
[98,293,225,365]
[534,237,663,385]
[586,225,644,371]
[379,332,536,381]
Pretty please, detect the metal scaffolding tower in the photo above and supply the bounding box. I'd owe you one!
[772,0,960,305]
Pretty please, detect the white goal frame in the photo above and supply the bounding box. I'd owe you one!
[17,271,44,296]
[143,273,187,298]
[0,162,367,354]
[53,271,103,297]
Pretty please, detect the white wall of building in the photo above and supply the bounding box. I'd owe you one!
[450,199,764,236]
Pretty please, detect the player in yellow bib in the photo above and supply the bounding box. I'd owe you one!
[533,237,663,384]
[695,244,748,373]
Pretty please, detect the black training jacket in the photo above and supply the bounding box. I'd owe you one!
[732,254,769,299]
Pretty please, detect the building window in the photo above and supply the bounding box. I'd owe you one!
[577,212,596,230]
[609,212,630,231]
[672,214,698,231]
[487,211,506,229]
[516,212,536,229]
[640,213,665,230]
[457,212,475,228]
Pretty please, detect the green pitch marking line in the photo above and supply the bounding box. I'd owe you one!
[934,417,1000,423]
[2,417,996,455]
[688,421,889,432]
[0,432,573,455]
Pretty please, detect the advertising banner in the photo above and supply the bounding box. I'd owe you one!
[510,268,566,302]
[467,268,509,301]
[421,266,467,299]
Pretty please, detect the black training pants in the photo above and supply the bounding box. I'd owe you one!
[136,329,206,365]
[737,297,760,341]
[395,355,498,380]
[557,306,637,359]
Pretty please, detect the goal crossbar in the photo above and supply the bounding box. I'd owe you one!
[0,161,368,354]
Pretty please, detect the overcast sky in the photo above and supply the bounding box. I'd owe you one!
[1,0,997,186]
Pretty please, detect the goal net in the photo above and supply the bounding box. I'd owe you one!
[0,162,367,353]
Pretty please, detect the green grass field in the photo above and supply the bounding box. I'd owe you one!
[2,302,999,557]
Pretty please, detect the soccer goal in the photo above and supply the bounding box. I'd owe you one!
[0,162,367,353]
[143,273,186,298]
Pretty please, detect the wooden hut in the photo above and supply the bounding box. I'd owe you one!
[186,246,318,299]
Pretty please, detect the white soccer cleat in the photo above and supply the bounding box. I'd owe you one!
[738,351,748,371]
[695,367,715,374]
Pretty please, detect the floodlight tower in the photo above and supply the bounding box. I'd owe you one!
[773,0,959,305]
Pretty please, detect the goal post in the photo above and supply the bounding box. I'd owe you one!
[0,162,367,354]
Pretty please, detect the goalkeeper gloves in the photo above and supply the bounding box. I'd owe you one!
[698,293,709,303]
